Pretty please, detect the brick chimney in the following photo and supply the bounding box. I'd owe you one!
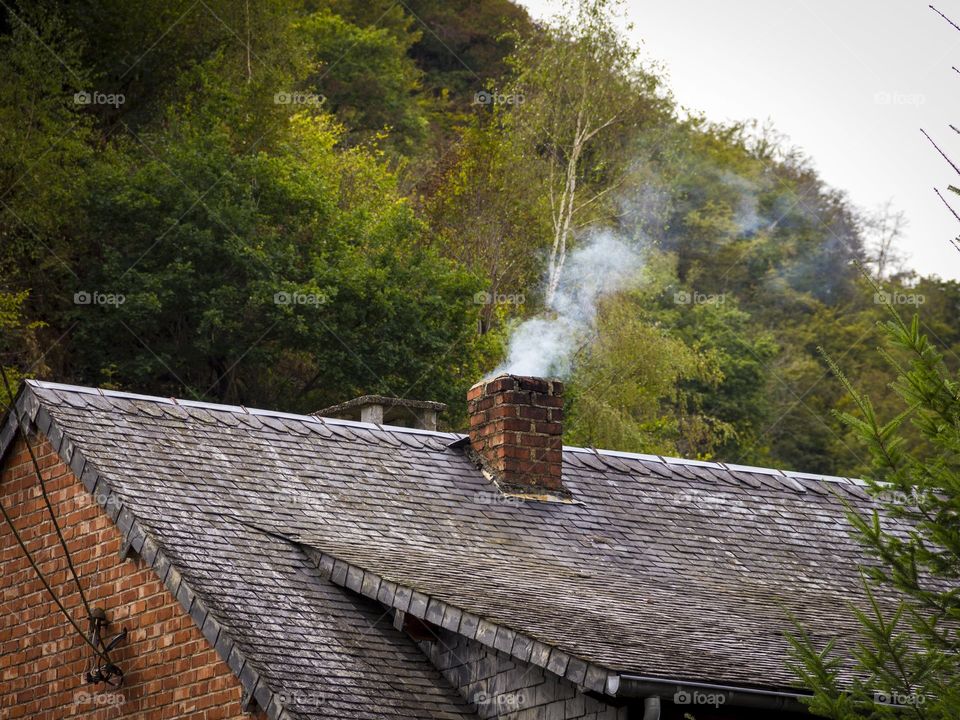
[467,374,566,495]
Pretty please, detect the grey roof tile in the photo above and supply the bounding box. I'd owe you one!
[14,384,476,720]
[19,380,901,699]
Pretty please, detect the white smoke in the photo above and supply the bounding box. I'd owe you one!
[494,231,644,378]
[725,171,763,236]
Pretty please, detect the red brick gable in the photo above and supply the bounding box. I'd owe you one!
[0,431,264,720]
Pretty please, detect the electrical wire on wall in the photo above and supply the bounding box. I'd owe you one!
[0,369,126,685]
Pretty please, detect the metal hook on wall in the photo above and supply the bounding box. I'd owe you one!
[84,608,127,687]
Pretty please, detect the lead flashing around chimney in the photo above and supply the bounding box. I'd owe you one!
[0,386,295,720]
[472,460,584,505]
[300,545,618,696]
[465,443,574,500]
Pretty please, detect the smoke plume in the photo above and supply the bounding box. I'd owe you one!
[494,231,644,378]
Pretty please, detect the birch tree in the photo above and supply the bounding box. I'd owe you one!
[864,200,908,280]
[506,0,667,303]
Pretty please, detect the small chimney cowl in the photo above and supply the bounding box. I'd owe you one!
[467,374,567,497]
[313,395,446,430]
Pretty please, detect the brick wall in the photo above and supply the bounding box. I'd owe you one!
[420,628,626,720]
[0,431,263,720]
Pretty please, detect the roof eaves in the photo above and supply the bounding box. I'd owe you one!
[299,544,620,697]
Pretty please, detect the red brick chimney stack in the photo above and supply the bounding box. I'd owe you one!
[467,374,565,494]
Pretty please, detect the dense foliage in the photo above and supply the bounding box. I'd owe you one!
[1,0,956,474]
[786,298,960,718]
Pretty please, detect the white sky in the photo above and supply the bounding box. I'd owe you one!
[517,0,960,280]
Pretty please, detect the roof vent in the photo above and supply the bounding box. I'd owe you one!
[313,395,446,430]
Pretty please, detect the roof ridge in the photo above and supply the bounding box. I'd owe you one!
[24,379,460,441]
[25,379,866,484]
[562,444,864,486]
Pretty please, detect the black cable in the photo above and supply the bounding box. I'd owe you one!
[0,373,111,663]
[0,485,110,662]
[0,369,95,622]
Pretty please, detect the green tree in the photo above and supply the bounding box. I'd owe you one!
[614,114,876,472]
[0,290,44,406]
[670,285,779,462]
[787,298,960,718]
[53,0,304,133]
[297,7,427,150]
[565,292,713,455]
[70,99,486,418]
[402,0,533,102]
[422,114,550,332]
[0,3,93,385]
[564,254,728,456]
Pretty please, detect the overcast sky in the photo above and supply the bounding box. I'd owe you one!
[517,0,960,280]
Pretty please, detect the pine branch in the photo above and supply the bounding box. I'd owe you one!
[934,187,960,224]
[930,5,960,33]
[921,129,960,176]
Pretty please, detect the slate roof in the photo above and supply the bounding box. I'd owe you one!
[2,380,896,714]
[3,382,475,720]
